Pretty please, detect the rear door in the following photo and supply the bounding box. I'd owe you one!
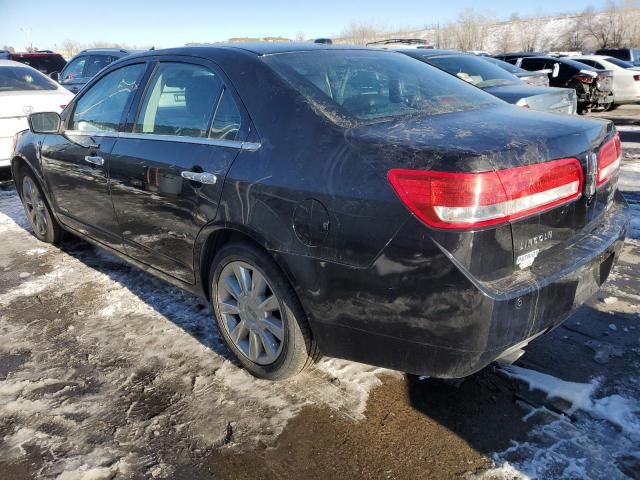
[108,57,249,283]
[42,62,149,249]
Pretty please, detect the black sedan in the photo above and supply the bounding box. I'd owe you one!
[400,49,576,114]
[10,44,629,380]
[482,56,550,87]
[504,56,614,113]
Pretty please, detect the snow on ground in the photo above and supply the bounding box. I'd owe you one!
[474,365,640,480]
[0,191,400,479]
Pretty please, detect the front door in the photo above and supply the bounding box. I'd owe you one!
[108,60,247,283]
[42,62,148,249]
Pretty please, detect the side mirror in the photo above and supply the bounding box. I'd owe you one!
[552,63,560,78]
[28,112,61,134]
[49,71,60,82]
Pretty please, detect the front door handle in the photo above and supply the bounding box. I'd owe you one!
[84,155,104,166]
[181,171,217,184]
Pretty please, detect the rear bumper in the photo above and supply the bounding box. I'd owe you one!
[284,193,630,378]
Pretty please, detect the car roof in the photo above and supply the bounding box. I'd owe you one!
[526,56,599,70]
[78,48,139,54]
[398,48,461,57]
[130,42,374,58]
[0,59,34,67]
[573,55,612,61]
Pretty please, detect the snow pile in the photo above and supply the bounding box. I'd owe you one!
[477,366,640,479]
[501,365,640,436]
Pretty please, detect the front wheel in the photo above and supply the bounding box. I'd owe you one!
[18,169,65,244]
[210,242,319,380]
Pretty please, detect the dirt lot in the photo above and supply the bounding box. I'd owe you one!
[1,107,639,480]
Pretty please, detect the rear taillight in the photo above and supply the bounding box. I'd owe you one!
[597,132,622,186]
[387,158,583,230]
[575,74,595,84]
[60,104,67,110]
[633,74,640,81]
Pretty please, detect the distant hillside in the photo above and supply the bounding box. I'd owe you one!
[335,8,640,53]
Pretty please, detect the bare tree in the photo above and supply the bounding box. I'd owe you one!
[2,45,15,53]
[61,39,80,58]
[585,1,630,48]
[494,23,515,52]
[451,8,489,51]
[516,17,544,51]
[560,16,587,51]
[340,21,389,45]
[294,31,306,42]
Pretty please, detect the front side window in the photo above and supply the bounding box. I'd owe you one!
[135,63,222,138]
[69,63,145,133]
[0,66,58,91]
[62,57,87,81]
[265,50,500,125]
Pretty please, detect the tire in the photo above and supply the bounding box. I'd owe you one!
[210,242,319,380]
[17,168,65,244]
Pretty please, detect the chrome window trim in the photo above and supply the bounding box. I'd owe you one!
[63,130,261,151]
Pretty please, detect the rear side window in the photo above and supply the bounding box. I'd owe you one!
[0,66,58,91]
[70,63,145,132]
[575,59,597,68]
[265,50,499,125]
[520,59,546,71]
[135,63,223,138]
[209,88,242,141]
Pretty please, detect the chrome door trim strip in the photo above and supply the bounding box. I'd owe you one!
[64,130,261,151]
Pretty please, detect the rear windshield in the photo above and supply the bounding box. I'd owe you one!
[264,50,501,125]
[603,56,634,68]
[420,54,520,88]
[482,56,526,74]
[0,66,59,91]
[10,54,67,74]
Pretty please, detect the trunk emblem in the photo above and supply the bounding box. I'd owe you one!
[585,152,597,199]
[518,230,553,251]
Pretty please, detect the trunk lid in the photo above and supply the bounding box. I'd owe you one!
[484,85,577,115]
[348,104,617,275]
[0,90,71,119]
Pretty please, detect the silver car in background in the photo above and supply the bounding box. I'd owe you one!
[399,49,577,115]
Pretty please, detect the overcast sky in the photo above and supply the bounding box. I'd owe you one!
[1,0,607,50]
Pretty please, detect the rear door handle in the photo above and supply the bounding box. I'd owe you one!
[84,155,104,166]
[181,171,217,184]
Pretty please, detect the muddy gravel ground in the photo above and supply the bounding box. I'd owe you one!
[1,107,639,480]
